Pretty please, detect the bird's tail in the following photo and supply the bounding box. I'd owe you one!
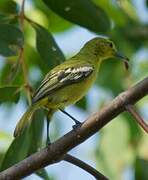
[13,105,37,137]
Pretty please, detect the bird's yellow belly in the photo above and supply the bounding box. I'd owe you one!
[46,72,96,109]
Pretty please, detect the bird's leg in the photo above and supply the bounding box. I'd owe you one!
[59,108,82,129]
[46,109,55,145]
[46,114,51,145]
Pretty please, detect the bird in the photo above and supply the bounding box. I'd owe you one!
[14,37,129,143]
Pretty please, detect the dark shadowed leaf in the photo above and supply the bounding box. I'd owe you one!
[76,97,87,110]
[0,14,12,23]
[135,157,148,180]
[123,25,148,42]
[42,0,110,33]
[123,112,142,144]
[32,22,65,69]
[0,62,23,86]
[0,0,18,14]
[0,86,20,103]
[0,24,24,57]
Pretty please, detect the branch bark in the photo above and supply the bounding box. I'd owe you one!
[0,77,148,179]
[63,154,108,180]
[126,105,148,133]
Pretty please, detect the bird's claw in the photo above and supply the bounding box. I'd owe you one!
[72,121,82,130]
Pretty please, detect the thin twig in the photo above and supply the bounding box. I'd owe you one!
[126,105,148,134]
[20,0,25,28]
[19,0,32,104]
[0,77,147,179]
[63,154,108,180]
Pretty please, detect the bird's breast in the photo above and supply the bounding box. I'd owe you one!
[47,70,97,109]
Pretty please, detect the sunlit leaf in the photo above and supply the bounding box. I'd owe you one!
[32,0,72,33]
[0,24,24,57]
[116,0,138,21]
[95,117,133,179]
[42,0,110,33]
[0,86,20,103]
[0,129,31,171]
[93,0,127,26]
[32,22,65,69]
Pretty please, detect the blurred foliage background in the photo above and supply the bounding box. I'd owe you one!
[0,0,148,180]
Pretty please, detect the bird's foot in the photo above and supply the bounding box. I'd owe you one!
[46,137,51,146]
[72,121,82,130]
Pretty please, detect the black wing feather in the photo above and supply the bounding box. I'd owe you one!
[32,66,93,103]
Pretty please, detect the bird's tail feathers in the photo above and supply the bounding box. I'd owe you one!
[13,105,37,137]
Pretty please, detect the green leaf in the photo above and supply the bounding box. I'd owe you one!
[32,22,65,69]
[93,0,127,26]
[0,14,11,23]
[116,0,138,22]
[27,109,52,180]
[135,157,148,180]
[95,117,133,179]
[0,129,31,171]
[42,0,110,33]
[0,110,44,172]
[123,25,148,42]
[32,0,72,33]
[96,60,125,95]
[123,112,142,144]
[76,97,87,110]
[0,62,23,86]
[28,109,44,154]
[0,86,20,103]
[36,169,54,180]
[0,24,24,57]
[0,0,18,14]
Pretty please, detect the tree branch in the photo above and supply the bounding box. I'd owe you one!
[63,154,108,180]
[126,105,148,133]
[0,77,148,179]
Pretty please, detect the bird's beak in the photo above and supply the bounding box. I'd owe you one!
[115,52,129,70]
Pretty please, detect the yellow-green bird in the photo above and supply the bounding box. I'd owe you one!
[14,37,128,142]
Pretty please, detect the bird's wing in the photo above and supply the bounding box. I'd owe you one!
[32,65,94,103]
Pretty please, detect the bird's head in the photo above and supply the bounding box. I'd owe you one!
[81,37,129,68]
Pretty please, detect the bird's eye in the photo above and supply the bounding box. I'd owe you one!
[109,42,113,48]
